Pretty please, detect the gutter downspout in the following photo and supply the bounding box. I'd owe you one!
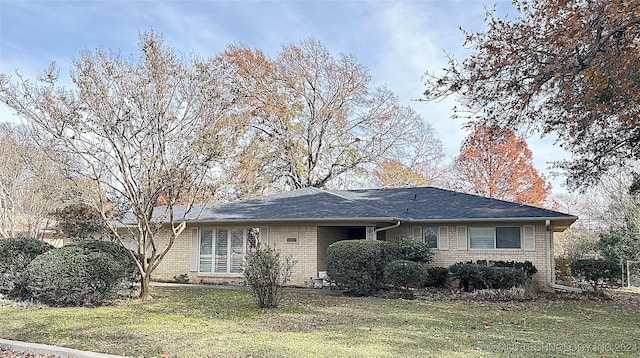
[546,219,583,293]
[373,220,401,239]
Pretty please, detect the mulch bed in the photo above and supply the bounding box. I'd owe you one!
[378,287,640,304]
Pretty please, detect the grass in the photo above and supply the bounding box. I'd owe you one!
[1,286,639,357]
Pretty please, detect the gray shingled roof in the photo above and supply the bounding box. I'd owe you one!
[117,186,577,230]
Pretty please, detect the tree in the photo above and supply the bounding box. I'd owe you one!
[220,39,443,195]
[0,123,71,239]
[597,222,640,263]
[0,32,238,301]
[422,0,640,188]
[453,125,551,207]
[51,203,108,239]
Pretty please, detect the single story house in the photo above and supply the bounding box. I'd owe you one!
[146,186,577,290]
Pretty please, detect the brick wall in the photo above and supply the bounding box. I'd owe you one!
[385,223,554,288]
[316,226,347,273]
[147,221,558,289]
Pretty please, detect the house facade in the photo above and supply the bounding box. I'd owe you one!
[142,187,577,289]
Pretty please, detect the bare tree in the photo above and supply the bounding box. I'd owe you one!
[0,123,70,239]
[0,32,238,300]
[219,38,444,196]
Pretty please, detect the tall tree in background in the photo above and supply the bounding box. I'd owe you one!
[0,32,238,301]
[423,0,640,189]
[220,39,443,197]
[454,125,551,207]
[0,123,71,239]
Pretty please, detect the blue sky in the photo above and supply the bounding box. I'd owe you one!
[0,0,569,192]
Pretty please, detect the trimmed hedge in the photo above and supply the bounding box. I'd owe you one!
[326,239,433,295]
[326,240,387,295]
[25,240,136,306]
[386,239,433,263]
[384,260,426,289]
[425,267,449,288]
[0,237,54,298]
[449,262,528,291]
[570,258,620,291]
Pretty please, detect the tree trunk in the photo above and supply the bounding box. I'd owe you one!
[139,273,153,301]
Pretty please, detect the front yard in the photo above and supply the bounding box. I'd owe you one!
[1,286,639,357]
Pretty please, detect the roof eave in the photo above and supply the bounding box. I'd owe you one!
[407,216,578,231]
[182,216,402,225]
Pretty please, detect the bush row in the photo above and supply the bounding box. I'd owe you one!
[0,237,138,306]
[326,240,541,294]
[326,239,434,295]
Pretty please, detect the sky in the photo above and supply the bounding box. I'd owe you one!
[0,0,570,193]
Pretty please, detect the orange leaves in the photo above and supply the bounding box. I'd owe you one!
[423,0,640,187]
[455,125,551,208]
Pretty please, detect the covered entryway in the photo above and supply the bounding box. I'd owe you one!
[316,226,368,275]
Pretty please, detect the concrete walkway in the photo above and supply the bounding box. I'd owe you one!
[0,338,125,358]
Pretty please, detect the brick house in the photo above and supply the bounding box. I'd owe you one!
[141,186,577,290]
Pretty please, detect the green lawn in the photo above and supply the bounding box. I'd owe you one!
[1,286,639,357]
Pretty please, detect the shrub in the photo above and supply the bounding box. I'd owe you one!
[25,245,125,306]
[174,273,189,284]
[244,247,293,309]
[449,262,527,291]
[424,267,449,288]
[570,258,620,291]
[386,238,433,263]
[326,240,387,295]
[384,260,426,289]
[491,260,538,279]
[0,237,53,298]
[72,240,140,292]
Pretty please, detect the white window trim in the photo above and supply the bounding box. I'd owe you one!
[196,227,256,275]
[422,226,449,250]
[467,225,524,251]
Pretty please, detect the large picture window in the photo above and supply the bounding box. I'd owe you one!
[469,226,522,249]
[198,227,259,274]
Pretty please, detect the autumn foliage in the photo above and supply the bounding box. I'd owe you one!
[218,39,443,195]
[423,0,640,188]
[454,125,551,207]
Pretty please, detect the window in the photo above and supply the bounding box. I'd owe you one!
[422,226,448,250]
[469,226,522,249]
[423,227,438,248]
[198,227,258,274]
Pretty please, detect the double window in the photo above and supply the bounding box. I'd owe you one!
[468,226,524,250]
[198,227,259,274]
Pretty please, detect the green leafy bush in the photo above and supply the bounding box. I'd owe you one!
[326,240,387,295]
[244,247,293,309]
[386,239,433,263]
[491,260,538,279]
[425,267,449,288]
[25,245,125,306]
[72,240,140,291]
[0,237,53,298]
[570,258,620,291]
[449,262,527,291]
[384,260,426,289]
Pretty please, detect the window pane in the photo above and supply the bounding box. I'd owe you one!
[423,227,438,248]
[496,227,521,249]
[469,227,494,249]
[230,229,244,273]
[199,229,213,272]
[215,229,228,273]
[247,228,260,250]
